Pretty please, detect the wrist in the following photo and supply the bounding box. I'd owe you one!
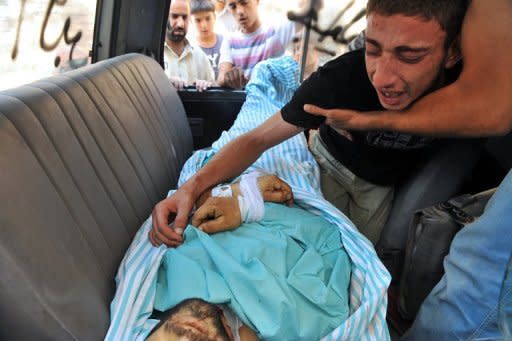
[182,176,206,199]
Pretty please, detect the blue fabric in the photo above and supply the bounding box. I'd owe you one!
[154,203,351,341]
[403,170,512,341]
[500,255,512,338]
[106,56,391,341]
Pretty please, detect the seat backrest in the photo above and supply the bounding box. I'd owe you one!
[376,139,484,278]
[0,53,192,340]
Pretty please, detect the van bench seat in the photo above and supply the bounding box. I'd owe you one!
[0,53,192,340]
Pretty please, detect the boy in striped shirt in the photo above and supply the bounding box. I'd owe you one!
[217,0,296,89]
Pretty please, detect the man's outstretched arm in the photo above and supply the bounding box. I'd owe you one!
[305,0,512,137]
[149,112,303,247]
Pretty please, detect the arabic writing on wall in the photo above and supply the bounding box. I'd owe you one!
[11,0,83,67]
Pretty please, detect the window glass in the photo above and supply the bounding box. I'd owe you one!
[265,0,367,72]
[163,0,366,87]
[259,0,367,80]
[0,0,97,91]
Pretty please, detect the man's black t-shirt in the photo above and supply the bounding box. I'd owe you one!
[281,49,446,186]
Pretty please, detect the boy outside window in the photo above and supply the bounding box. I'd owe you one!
[217,0,297,89]
[191,0,224,79]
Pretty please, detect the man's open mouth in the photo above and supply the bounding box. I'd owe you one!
[381,90,402,98]
[378,89,405,107]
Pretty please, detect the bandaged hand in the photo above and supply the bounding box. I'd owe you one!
[192,173,294,234]
[191,197,242,233]
[197,174,294,208]
[230,174,293,205]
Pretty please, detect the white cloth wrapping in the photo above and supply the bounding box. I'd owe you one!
[211,171,266,223]
[238,172,265,222]
[211,184,233,197]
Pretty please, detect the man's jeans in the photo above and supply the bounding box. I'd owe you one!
[403,170,512,341]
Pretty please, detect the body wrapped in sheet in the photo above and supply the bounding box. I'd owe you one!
[154,203,351,340]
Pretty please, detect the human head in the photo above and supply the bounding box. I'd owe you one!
[226,0,260,34]
[367,0,467,50]
[214,0,225,13]
[364,0,468,110]
[147,298,233,341]
[167,0,191,43]
[191,0,217,41]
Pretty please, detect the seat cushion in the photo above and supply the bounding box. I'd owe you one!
[0,53,192,340]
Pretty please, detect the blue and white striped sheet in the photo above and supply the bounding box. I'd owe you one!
[106,56,391,340]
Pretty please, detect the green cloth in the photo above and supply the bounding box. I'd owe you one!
[154,203,351,340]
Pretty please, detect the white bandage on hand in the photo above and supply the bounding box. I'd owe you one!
[210,170,266,223]
[238,171,265,223]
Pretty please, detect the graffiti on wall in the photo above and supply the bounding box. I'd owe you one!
[11,0,84,68]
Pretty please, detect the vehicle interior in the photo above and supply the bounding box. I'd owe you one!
[1,0,511,339]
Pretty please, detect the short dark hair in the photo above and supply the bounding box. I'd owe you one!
[190,0,215,14]
[366,0,469,48]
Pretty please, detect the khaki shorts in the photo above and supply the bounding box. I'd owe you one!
[309,131,394,244]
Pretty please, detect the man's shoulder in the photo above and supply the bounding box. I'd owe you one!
[322,49,366,71]
[163,43,178,60]
[305,49,380,111]
[223,26,272,52]
[223,30,246,45]
[313,49,368,87]
[226,22,286,41]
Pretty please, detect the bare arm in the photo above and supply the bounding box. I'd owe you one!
[149,112,302,247]
[190,112,301,194]
[305,0,512,137]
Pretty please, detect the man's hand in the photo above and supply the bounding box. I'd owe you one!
[223,67,248,89]
[149,188,196,247]
[304,104,367,139]
[191,197,242,233]
[169,76,188,90]
[194,79,212,92]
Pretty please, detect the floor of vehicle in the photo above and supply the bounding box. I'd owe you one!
[387,284,413,340]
